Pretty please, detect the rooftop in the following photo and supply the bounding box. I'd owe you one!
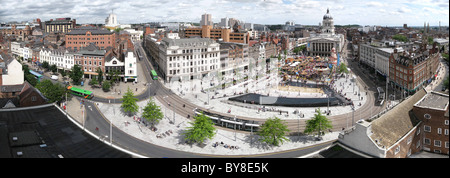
[0,104,131,158]
[67,26,113,35]
[415,91,449,110]
[369,89,426,149]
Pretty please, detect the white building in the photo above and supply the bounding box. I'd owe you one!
[0,54,24,85]
[360,42,404,77]
[219,17,229,28]
[10,42,23,58]
[123,28,143,42]
[105,11,119,28]
[40,48,74,71]
[307,9,345,57]
[124,51,137,82]
[22,46,32,60]
[158,38,220,82]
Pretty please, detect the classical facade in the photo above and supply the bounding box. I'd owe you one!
[307,9,345,57]
[147,37,220,82]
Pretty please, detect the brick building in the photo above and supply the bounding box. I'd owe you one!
[73,43,112,79]
[0,24,32,41]
[389,43,440,94]
[184,25,249,44]
[65,26,115,51]
[413,92,449,155]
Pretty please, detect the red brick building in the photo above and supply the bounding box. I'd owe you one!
[73,43,113,79]
[413,91,449,155]
[389,43,440,94]
[65,26,115,51]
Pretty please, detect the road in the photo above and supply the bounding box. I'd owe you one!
[80,40,382,157]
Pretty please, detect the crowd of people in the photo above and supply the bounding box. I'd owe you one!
[212,141,240,150]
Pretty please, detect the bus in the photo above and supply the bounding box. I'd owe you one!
[151,70,158,80]
[67,86,94,99]
[377,87,385,105]
[29,70,43,82]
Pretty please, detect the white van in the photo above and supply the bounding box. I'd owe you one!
[51,75,59,80]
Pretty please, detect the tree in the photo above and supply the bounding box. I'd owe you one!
[183,112,216,144]
[142,97,164,127]
[89,77,99,86]
[69,64,84,85]
[338,63,349,74]
[36,79,67,103]
[50,64,57,74]
[102,80,111,92]
[120,87,139,116]
[257,117,290,146]
[60,70,67,80]
[96,67,103,84]
[25,74,38,86]
[392,34,408,42]
[304,108,333,139]
[42,61,49,70]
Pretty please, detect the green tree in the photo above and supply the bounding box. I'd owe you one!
[69,64,84,85]
[102,80,111,92]
[96,67,103,84]
[142,97,164,127]
[50,64,57,74]
[60,70,67,80]
[339,63,349,74]
[89,77,99,86]
[392,34,408,42]
[304,108,333,138]
[25,74,38,86]
[36,79,66,103]
[42,61,49,70]
[257,117,290,146]
[183,112,216,144]
[120,87,139,116]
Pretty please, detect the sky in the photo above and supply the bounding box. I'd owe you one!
[0,0,448,26]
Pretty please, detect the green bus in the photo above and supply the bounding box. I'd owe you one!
[67,86,94,99]
[151,70,158,80]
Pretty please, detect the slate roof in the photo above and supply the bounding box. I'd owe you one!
[0,104,132,158]
[67,26,113,35]
[369,89,426,149]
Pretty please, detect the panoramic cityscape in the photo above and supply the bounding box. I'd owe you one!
[0,0,449,163]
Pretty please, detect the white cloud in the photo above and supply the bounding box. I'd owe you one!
[0,0,448,26]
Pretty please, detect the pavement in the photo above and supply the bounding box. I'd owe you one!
[167,72,368,121]
[96,97,340,156]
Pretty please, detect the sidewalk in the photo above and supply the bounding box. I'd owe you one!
[176,73,368,120]
[97,98,339,156]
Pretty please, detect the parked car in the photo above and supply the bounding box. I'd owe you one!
[51,75,59,80]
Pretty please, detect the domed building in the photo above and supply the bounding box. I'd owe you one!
[307,8,345,58]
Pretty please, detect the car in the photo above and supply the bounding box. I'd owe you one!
[51,75,59,80]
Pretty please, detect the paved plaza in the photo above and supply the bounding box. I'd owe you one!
[95,98,339,156]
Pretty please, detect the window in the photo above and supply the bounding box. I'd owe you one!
[437,128,442,135]
[434,140,441,147]
[424,125,431,132]
[424,138,431,145]
[445,120,449,125]
[445,129,449,136]
[394,146,400,155]
[446,142,449,148]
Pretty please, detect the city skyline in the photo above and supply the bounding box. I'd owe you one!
[0,0,449,26]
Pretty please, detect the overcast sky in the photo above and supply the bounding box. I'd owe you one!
[0,0,448,26]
